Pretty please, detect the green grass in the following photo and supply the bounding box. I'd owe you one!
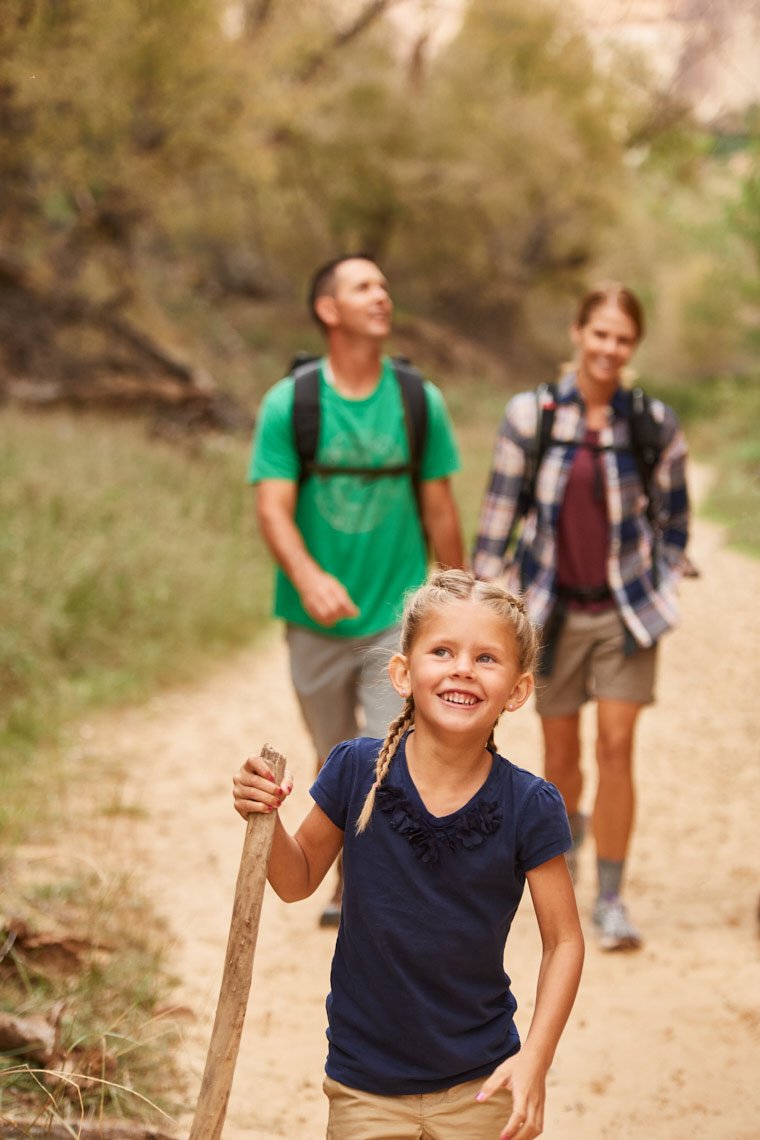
[0,406,270,1126]
[0,408,271,840]
[646,372,760,556]
[1,867,183,1126]
[444,378,510,546]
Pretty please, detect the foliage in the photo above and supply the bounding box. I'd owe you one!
[1,862,183,1126]
[726,133,760,351]
[652,372,760,557]
[1,0,757,385]
[0,408,269,840]
[377,2,620,358]
[0,0,658,380]
[247,0,635,359]
[1,0,240,272]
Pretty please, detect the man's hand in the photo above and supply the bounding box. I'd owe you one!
[256,480,358,626]
[297,566,359,626]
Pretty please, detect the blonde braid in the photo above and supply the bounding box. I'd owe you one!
[355,697,414,834]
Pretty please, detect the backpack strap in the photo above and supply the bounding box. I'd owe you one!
[516,382,557,519]
[628,387,661,503]
[290,355,322,484]
[627,385,663,586]
[522,382,662,514]
[290,355,428,493]
[505,381,665,584]
[495,382,557,572]
[390,356,428,488]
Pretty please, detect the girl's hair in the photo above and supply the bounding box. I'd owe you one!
[355,569,539,834]
[575,281,645,342]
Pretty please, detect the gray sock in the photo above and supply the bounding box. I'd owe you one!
[597,858,624,900]
[568,811,587,847]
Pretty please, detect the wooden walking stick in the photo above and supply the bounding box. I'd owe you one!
[188,744,286,1140]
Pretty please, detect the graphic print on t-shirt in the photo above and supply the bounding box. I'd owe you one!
[313,429,409,535]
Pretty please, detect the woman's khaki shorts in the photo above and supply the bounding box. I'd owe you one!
[535,607,657,718]
[324,1074,513,1140]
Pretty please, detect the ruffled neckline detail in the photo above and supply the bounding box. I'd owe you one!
[375,783,503,866]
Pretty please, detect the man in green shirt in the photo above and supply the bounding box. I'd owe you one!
[249,254,464,923]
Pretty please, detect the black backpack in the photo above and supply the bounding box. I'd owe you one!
[526,382,700,585]
[289,354,428,494]
[512,381,665,582]
[518,381,662,521]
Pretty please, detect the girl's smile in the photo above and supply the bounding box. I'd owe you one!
[390,599,533,740]
[438,689,480,707]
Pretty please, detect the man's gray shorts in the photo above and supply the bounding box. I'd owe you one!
[286,623,402,760]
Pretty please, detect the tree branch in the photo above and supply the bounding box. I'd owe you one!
[242,0,275,35]
[296,0,394,83]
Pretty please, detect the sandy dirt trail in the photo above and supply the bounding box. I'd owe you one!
[77,476,760,1140]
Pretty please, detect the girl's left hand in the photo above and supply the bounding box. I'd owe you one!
[476,1052,546,1140]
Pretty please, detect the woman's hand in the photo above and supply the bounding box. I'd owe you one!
[476,1051,546,1140]
[232,754,293,819]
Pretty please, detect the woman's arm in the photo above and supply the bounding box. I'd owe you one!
[233,755,344,903]
[476,854,584,1140]
[472,397,533,581]
[653,408,690,572]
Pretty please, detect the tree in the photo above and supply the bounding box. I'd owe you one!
[0,0,253,400]
[386,0,630,360]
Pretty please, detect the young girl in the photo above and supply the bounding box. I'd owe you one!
[233,569,584,1140]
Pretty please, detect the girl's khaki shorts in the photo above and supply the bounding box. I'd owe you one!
[324,1074,514,1140]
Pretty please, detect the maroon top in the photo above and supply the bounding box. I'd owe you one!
[556,430,614,612]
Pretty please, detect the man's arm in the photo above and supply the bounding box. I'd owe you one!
[419,478,465,570]
[256,480,359,626]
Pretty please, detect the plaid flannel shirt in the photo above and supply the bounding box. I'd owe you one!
[472,372,690,648]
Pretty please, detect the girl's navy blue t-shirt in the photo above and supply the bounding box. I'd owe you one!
[310,733,571,1096]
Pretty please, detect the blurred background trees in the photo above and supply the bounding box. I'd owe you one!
[0,0,758,399]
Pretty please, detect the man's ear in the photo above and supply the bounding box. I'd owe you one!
[506,672,534,712]
[314,293,339,329]
[388,653,411,698]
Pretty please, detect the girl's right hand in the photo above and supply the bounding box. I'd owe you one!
[232,755,294,819]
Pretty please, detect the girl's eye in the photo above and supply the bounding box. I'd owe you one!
[432,646,450,657]
[478,653,496,664]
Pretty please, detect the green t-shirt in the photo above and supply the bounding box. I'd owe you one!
[248,357,460,637]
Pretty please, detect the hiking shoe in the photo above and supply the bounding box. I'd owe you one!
[592,895,642,951]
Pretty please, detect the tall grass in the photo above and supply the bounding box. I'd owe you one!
[1,406,269,1126]
[1,864,183,1126]
[648,372,760,556]
[0,408,271,840]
